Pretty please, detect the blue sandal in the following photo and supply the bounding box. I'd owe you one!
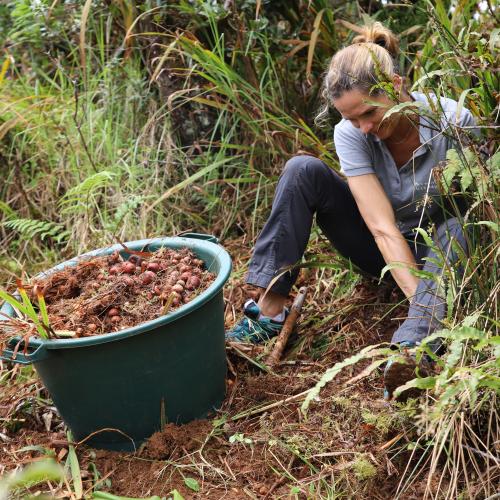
[225,300,288,344]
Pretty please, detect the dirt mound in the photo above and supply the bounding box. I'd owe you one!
[143,420,213,460]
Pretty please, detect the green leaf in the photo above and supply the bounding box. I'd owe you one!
[462,312,481,327]
[442,148,461,189]
[183,477,200,492]
[0,459,64,498]
[474,336,500,350]
[486,150,500,174]
[66,431,83,499]
[465,372,480,407]
[37,292,49,328]
[18,286,38,322]
[455,89,473,125]
[466,221,499,232]
[393,376,436,398]
[445,341,463,368]
[146,156,240,214]
[445,282,454,321]
[489,28,500,54]
[380,262,434,281]
[170,490,185,500]
[16,445,56,456]
[421,326,486,347]
[459,167,474,191]
[17,284,47,339]
[93,493,164,500]
[0,289,31,318]
[380,100,425,122]
[435,379,465,407]
[0,200,16,218]
[479,376,500,391]
[413,227,435,250]
[411,69,455,89]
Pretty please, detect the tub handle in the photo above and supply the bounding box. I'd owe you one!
[179,232,219,244]
[0,341,48,365]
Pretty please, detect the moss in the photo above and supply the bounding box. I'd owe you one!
[361,410,394,434]
[352,456,377,481]
[285,433,328,456]
[331,396,352,409]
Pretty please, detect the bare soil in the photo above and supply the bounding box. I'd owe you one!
[0,237,451,499]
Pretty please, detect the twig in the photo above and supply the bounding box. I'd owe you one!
[72,79,98,173]
[75,428,135,451]
[307,451,361,459]
[263,454,296,499]
[230,389,311,421]
[378,433,405,451]
[462,445,500,465]
[82,469,116,497]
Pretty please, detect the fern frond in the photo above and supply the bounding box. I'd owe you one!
[59,170,119,214]
[3,218,70,243]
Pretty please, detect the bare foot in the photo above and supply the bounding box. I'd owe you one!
[257,289,287,317]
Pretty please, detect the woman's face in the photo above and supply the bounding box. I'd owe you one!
[332,88,401,140]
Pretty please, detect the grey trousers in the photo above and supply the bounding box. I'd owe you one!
[246,155,468,345]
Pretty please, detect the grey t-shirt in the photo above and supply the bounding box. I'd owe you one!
[333,91,478,234]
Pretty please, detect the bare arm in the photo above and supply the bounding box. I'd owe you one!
[347,174,419,300]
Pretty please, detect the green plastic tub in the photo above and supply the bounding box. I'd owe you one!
[0,234,231,450]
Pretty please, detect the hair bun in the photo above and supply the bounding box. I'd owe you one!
[351,21,399,58]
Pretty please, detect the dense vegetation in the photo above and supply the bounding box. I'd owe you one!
[0,0,498,498]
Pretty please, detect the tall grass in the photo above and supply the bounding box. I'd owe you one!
[395,3,499,497]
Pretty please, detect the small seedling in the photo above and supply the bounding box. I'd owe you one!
[0,282,51,339]
[228,433,253,446]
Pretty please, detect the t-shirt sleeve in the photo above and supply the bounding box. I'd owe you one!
[458,107,481,139]
[442,98,481,145]
[333,122,375,176]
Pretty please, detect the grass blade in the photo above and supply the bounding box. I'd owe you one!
[79,0,93,74]
[145,156,240,214]
[66,431,83,499]
[307,9,325,84]
[36,292,49,328]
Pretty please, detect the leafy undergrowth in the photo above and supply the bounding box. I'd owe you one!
[0,235,479,500]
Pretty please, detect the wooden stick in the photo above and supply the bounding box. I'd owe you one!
[266,286,308,367]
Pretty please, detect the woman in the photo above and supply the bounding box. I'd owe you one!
[226,23,478,398]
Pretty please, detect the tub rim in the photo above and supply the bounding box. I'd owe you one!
[0,235,232,352]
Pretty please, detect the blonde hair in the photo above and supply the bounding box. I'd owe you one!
[316,22,400,125]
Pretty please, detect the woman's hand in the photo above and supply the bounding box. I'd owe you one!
[347,174,419,300]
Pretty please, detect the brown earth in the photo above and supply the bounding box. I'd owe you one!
[0,236,451,499]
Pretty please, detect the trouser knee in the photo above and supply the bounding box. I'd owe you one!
[281,155,330,182]
[432,217,468,268]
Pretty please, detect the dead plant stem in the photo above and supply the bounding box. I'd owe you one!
[230,389,311,421]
